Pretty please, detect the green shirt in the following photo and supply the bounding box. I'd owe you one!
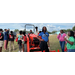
[67,37,75,49]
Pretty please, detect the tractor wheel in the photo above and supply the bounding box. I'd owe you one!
[24,43,27,52]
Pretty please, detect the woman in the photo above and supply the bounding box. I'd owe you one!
[4,29,10,50]
[64,31,75,52]
[57,30,67,52]
[18,31,22,52]
[37,26,49,52]
[0,29,4,52]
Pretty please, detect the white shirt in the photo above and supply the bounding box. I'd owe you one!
[34,31,39,35]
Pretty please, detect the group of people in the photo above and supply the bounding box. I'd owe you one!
[57,30,75,52]
[0,26,75,52]
[0,29,15,52]
[16,26,50,52]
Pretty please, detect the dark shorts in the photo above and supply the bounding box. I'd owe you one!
[18,40,22,45]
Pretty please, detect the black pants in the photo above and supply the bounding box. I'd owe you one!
[40,41,49,52]
[18,40,22,51]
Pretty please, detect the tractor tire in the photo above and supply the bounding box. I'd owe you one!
[24,43,27,52]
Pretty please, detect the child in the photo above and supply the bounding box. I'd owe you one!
[18,31,22,52]
[4,29,10,50]
[64,31,75,52]
[0,29,4,52]
[21,31,26,52]
[9,31,15,52]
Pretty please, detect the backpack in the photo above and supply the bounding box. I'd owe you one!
[16,38,18,42]
[9,34,14,39]
[0,33,1,37]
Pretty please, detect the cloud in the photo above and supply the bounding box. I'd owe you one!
[0,23,75,32]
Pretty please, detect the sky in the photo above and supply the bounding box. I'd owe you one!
[0,23,75,32]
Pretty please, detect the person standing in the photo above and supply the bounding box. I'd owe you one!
[21,31,26,52]
[64,31,75,52]
[57,30,67,52]
[18,31,22,52]
[28,30,33,36]
[4,29,10,50]
[35,27,39,35]
[36,26,49,52]
[9,31,15,52]
[0,29,4,52]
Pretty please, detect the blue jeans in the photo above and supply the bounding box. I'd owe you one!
[68,49,75,52]
[59,41,65,52]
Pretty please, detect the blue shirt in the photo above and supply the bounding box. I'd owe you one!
[39,32,49,42]
[4,31,9,40]
[18,35,22,40]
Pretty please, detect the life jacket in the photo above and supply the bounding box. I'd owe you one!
[23,36,26,42]
[9,34,14,39]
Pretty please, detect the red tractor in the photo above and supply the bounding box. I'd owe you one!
[24,24,58,52]
[24,24,42,52]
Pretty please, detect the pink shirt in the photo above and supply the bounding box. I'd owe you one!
[57,33,67,41]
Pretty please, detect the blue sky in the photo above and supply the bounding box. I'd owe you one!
[0,23,75,32]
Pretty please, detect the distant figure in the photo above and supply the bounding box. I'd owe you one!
[0,29,4,52]
[64,31,75,52]
[57,30,67,52]
[35,27,39,35]
[9,31,15,52]
[4,29,10,50]
[28,30,33,36]
[18,31,22,52]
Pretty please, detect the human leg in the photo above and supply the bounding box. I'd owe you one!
[61,41,65,52]
[9,41,11,52]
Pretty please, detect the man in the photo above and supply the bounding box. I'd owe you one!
[28,30,33,36]
[35,27,39,35]
[4,29,10,50]
[36,26,49,52]
[9,31,15,52]
[0,29,4,52]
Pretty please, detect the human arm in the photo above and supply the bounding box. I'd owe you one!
[0,33,3,39]
[57,33,61,39]
[48,39,50,47]
[36,32,44,41]
[36,36,44,41]
[64,38,74,45]
[0,36,2,39]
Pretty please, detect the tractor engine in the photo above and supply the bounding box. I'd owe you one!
[29,34,40,47]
